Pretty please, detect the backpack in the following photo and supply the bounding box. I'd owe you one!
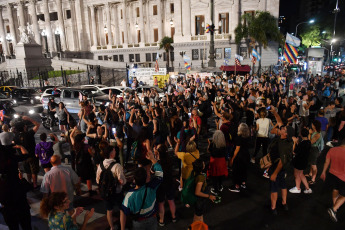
[99,161,118,200]
[181,173,197,206]
[130,141,140,161]
[158,118,169,137]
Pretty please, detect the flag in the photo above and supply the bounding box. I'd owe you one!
[235,54,243,66]
[251,55,257,64]
[155,53,159,72]
[283,43,298,64]
[205,24,210,33]
[183,55,191,71]
[224,58,230,66]
[251,48,261,61]
[286,32,301,47]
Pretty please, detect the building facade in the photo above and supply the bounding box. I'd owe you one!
[0,0,279,70]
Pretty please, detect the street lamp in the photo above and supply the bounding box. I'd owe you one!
[6,33,13,57]
[170,19,174,26]
[295,19,315,36]
[135,22,139,30]
[41,29,49,54]
[55,29,62,53]
[104,25,108,33]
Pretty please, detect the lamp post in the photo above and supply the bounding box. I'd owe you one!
[6,33,13,57]
[295,19,315,36]
[208,0,216,68]
[331,38,336,65]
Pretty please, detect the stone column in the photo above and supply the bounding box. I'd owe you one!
[157,0,163,40]
[90,5,98,46]
[174,0,182,37]
[138,0,145,44]
[0,6,9,56]
[145,1,150,43]
[42,0,55,52]
[127,3,133,44]
[113,5,120,45]
[28,0,41,45]
[105,3,113,46]
[122,2,128,45]
[16,0,26,29]
[75,0,86,50]
[55,0,66,50]
[6,4,17,45]
[69,0,79,50]
[181,0,191,37]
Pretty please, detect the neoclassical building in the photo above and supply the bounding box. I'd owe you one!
[0,0,279,70]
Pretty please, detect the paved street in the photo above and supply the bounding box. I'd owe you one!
[0,103,344,230]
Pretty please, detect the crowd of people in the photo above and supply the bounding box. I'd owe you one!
[0,71,345,230]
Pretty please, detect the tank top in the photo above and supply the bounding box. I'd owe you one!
[311,132,321,148]
[56,108,67,121]
[257,118,270,138]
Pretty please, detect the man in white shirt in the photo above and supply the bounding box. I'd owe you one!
[40,155,80,210]
[0,124,15,146]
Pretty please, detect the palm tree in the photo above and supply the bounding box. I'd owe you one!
[235,11,284,73]
[159,36,174,70]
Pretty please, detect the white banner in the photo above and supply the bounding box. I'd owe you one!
[129,68,167,85]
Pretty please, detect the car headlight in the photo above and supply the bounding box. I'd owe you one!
[14,114,19,118]
[35,96,40,99]
[29,109,35,115]
[13,100,17,104]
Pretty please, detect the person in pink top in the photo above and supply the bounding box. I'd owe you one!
[320,138,345,222]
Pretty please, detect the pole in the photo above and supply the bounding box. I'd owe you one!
[87,65,90,84]
[112,68,115,86]
[208,0,216,67]
[126,63,129,86]
[235,62,236,76]
[331,0,340,76]
[61,66,64,85]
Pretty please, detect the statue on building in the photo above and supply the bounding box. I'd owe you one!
[18,23,36,44]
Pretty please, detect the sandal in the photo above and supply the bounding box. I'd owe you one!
[304,174,312,179]
[308,180,316,185]
[158,221,165,227]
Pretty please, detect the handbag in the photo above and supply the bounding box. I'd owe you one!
[259,153,272,169]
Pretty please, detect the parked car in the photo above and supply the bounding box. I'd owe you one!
[100,86,135,97]
[41,86,111,113]
[81,84,107,91]
[0,86,18,98]
[0,92,17,107]
[11,88,42,105]
[40,87,62,102]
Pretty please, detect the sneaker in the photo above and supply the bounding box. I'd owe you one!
[271,208,278,216]
[289,187,301,194]
[304,188,313,194]
[172,218,177,223]
[328,208,338,222]
[282,204,289,211]
[158,221,165,227]
[240,184,247,189]
[228,185,240,193]
[263,172,270,179]
[210,188,219,195]
[219,185,224,192]
[250,158,255,164]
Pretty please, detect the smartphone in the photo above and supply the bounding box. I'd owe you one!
[112,128,116,135]
[188,113,191,118]
[266,106,271,110]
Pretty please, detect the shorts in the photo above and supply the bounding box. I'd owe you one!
[195,197,206,216]
[327,173,345,196]
[104,192,124,211]
[269,170,287,193]
[41,162,52,169]
[23,157,39,175]
[156,183,175,203]
[309,147,320,165]
[59,119,68,125]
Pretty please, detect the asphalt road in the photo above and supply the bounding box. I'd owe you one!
[0,103,344,230]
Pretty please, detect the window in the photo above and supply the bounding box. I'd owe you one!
[98,56,103,60]
[215,48,222,59]
[195,15,205,35]
[153,5,157,15]
[171,27,175,38]
[192,49,199,60]
[73,91,79,98]
[122,32,124,43]
[104,55,108,60]
[135,54,140,62]
[37,14,45,21]
[153,28,158,42]
[129,54,134,62]
[136,7,140,17]
[224,47,231,59]
[64,90,72,98]
[119,54,124,62]
[121,9,123,19]
[218,13,229,34]
[244,11,255,25]
[163,52,166,61]
[240,47,248,59]
[113,55,118,61]
[6,25,9,33]
[152,53,157,60]
[50,12,58,21]
[146,53,152,62]
[170,3,174,13]
[200,49,207,60]
[137,30,141,43]
[66,10,71,19]
[170,52,174,61]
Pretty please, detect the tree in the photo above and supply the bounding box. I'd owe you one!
[300,25,331,48]
[234,11,284,73]
[159,36,174,69]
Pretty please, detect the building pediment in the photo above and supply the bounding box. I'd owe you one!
[191,0,209,9]
[215,0,234,7]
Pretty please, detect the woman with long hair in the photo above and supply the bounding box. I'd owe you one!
[70,129,95,197]
[56,102,70,131]
[229,123,251,192]
[207,130,228,195]
[40,192,94,230]
[156,145,177,226]
[306,120,322,185]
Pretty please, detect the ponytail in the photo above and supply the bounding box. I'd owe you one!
[40,192,67,218]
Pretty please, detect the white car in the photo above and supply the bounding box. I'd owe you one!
[81,84,107,91]
[100,86,134,98]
